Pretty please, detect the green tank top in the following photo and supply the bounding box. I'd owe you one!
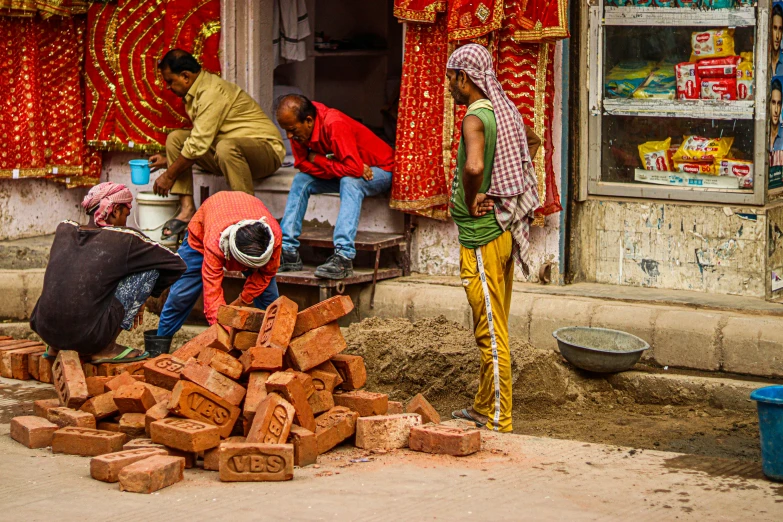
[450,100,503,249]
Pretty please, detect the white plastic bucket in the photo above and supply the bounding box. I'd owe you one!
[133,192,181,247]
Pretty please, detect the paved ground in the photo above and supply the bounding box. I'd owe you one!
[0,379,781,520]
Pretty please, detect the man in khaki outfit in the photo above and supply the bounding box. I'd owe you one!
[149,49,285,239]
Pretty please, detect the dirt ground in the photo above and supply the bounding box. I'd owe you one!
[343,316,761,462]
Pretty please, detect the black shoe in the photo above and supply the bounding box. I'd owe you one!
[279,250,303,272]
[314,253,353,280]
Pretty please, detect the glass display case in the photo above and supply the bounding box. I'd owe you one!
[586,1,772,204]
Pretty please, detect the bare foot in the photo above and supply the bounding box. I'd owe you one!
[89,342,144,363]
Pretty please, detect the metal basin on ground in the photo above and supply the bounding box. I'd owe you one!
[552,327,649,373]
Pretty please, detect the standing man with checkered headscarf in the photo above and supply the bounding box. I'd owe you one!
[447,44,541,433]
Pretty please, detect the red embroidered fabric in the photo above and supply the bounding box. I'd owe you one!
[446,0,503,41]
[393,0,447,23]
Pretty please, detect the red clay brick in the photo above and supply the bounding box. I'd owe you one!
[82,363,98,378]
[333,390,388,417]
[218,305,265,332]
[28,352,42,381]
[48,407,97,429]
[97,361,145,377]
[119,413,147,438]
[168,381,241,438]
[208,323,234,352]
[388,401,404,414]
[86,376,112,397]
[219,442,293,482]
[114,382,157,414]
[409,424,481,456]
[288,425,317,467]
[265,372,316,432]
[79,391,119,420]
[52,351,89,408]
[10,416,59,448]
[0,345,43,379]
[330,354,367,390]
[308,390,335,416]
[38,355,53,384]
[181,359,246,406]
[257,296,298,350]
[172,324,217,360]
[239,346,284,373]
[97,421,121,432]
[119,454,185,493]
[288,322,346,372]
[123,438,196,469]
[207,351,243,380]
[355,414,422,450]
[245,393,295,444]
[143,383,172,405]
[292,295,354,337]
[90,447,169,483]
[307,364,342,393]
[285,369,315,398]
[405,393,441,425]
[232,331,258,351]
[144,402,169,436]
[203,436,246,471]
[150,418,220,453]
[142,355,186,390]
[314,406,358,454]
[33,398,61,418]
[243,371,270,421]
[105,371,136,392]
[52,427,126,456]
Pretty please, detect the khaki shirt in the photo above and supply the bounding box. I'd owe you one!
[181,72,285,162]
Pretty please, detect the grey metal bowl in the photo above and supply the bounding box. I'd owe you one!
[552,326,649,373]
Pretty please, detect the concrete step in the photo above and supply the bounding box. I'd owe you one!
[0,235,52,270]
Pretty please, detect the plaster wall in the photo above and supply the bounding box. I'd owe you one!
[0,179,87,240]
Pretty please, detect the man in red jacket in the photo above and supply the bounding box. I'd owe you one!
[275,94,394,279]
[156,191,281,337]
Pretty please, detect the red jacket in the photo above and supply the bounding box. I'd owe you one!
[187,192,281,324]
[291,102,394,179]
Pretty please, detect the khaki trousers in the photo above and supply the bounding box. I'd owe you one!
[460,231,514,432]
[166,129,282,195]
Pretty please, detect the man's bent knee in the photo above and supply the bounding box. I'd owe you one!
[166,129,190,151]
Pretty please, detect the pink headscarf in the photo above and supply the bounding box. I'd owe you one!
[81,182,133,227]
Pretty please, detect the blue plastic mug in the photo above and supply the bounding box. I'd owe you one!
[129,159,151,185]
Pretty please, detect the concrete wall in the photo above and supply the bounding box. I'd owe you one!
[0,179,88,240]
[571,198,768,297]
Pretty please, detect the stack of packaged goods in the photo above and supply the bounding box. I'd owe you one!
[638,135,753,187]
[605,0,751,7]
[675,30,754,101]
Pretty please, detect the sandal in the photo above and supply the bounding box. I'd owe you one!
[452,408,488,428]
[42,346,58,360]
[91,346,149,364]
[161,218,188,240]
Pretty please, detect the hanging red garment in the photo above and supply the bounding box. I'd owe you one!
[84,0,222,152]
[447,0,503,41]
[514,0,569,43]
[393,0,447,23]
[391,15,452,219]
[0,14,101,187]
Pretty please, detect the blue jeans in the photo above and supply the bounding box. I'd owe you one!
[157,233,279,337]
[280,167,392,260]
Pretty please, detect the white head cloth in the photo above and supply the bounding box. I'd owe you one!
[219,218,275,268]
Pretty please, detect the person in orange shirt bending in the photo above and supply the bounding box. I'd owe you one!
[156,191,281,338]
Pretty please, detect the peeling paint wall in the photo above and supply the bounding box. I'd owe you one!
[572,199,766,297]
[0,179,87,241]
[767,204,783,297]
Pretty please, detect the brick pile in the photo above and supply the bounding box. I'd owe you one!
[6,295,481,493]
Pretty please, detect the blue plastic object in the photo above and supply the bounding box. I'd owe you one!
[129,159,151,185]
[750,385,783,482]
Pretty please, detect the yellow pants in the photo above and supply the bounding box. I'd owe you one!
[166,129,282,196]
[460,231,514,432]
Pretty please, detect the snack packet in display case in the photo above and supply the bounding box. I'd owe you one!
[737,53,754,100]
[654,0,676,5]
[633,63,676,99]
[633,0,654,6]
[719,159,753,188]
[676,0,698,5]
[690,29,735,61]
[605,61,657,98]
[673,135,734,163]
[638,138,673,171]
[675,62,699,99]
[701,77,737,100]
[674,162,717,175]
[696,56,740,78]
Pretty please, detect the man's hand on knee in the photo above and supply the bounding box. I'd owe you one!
[362,164,374,181]
[153,171,175,196]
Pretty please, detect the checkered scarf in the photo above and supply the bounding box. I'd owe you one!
[447,44,540,276]
[81,182,133,228]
